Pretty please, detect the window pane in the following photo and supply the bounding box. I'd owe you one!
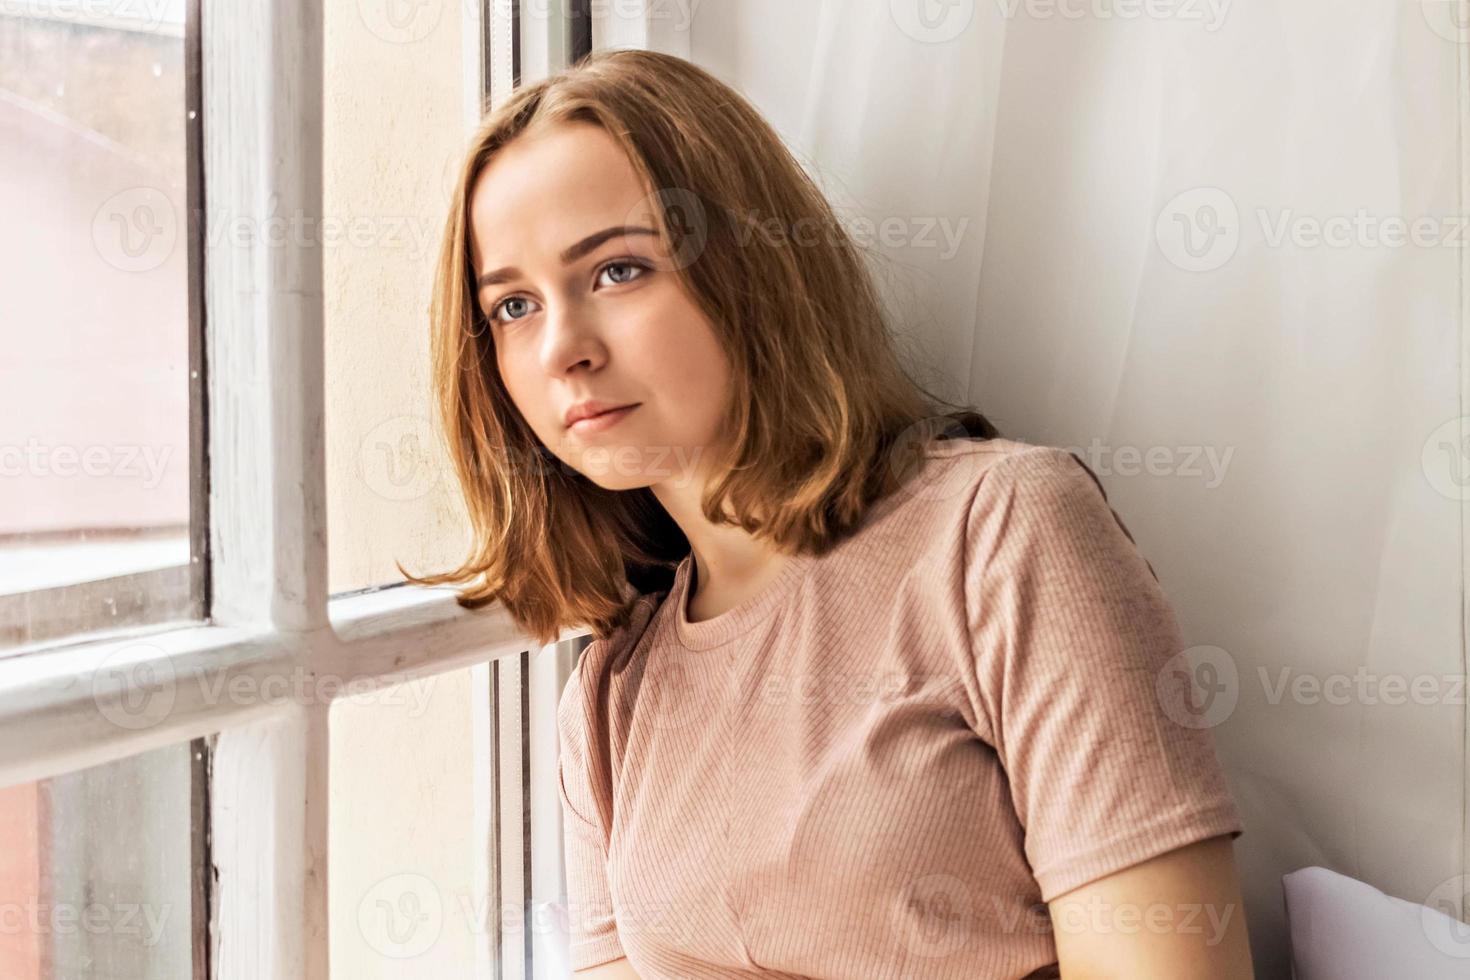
[0,4,196,651]
[323,0,472,595]
[0,739,202,979]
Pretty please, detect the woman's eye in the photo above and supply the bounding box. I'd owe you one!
[492,296,535,325]
[599,260,649,287]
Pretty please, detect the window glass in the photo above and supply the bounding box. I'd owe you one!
[0,740,201,979]
[0,3,195,651]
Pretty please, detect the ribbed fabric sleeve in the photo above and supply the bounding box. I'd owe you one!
[960,445,1243,903]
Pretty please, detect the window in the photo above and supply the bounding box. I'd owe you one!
[0,1,200,652]
[0,0,626,977]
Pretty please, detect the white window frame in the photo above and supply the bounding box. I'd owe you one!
[0,2,669,978]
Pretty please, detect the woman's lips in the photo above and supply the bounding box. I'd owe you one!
[568,404,638,435]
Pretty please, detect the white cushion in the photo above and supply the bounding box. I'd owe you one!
[1283,865,1470,978]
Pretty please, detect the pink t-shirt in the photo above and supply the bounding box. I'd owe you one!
[556,437,1245,978]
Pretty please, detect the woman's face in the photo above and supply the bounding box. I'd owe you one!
[468,121,732,492]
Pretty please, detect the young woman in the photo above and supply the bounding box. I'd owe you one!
[409,49,1254,980]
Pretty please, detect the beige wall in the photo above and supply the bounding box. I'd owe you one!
[323,0,473,598]
[324,0,482,977]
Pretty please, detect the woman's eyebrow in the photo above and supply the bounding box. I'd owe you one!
[476,225,658,289]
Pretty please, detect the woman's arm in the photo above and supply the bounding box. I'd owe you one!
[1048,834,1255,979]
[574,957,643,979]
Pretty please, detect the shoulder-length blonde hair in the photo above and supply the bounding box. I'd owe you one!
[401,48,998,646]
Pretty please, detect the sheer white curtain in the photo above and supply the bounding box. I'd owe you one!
[608,1,1468,972]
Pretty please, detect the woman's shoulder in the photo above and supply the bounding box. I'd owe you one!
[869,434,1144,581]
[587,589,665,664]
[945,437,1157,583]
[557,588,668,739]
[868,436,1103,531]
[921,436,1111,509]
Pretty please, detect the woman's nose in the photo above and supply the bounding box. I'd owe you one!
[539,301,606,377]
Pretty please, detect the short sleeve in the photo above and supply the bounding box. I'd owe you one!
[963,446,1245,903]
[555,656,627,970]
